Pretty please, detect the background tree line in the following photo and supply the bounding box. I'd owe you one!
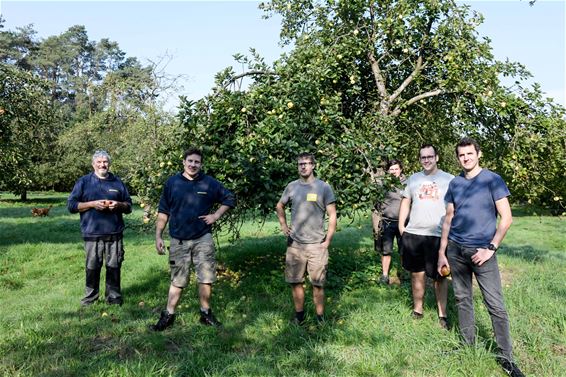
[0,17,180,201]
[1,0,565,223]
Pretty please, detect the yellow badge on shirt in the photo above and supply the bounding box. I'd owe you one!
[307,193,318,202]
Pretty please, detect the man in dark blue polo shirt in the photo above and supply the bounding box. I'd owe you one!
[68,150,132,306]
[151,147,236,331]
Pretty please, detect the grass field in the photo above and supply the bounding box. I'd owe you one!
[1,192,565,376]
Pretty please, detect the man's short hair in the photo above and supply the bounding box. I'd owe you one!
[456,137,481,155]
[419,143,438,156]
[183,147,203,161]
[92,150,111,163]
[387,159,403,170]
[297,152,316,165]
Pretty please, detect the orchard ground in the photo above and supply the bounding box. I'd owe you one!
[1,192,564,376]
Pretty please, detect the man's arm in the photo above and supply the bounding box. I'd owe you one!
[155,212,170,254]
[398,197,411,235]
[275,201,290,236]
[471,197,513,266]
[321,203,337,249]
[77,200,107,212]
[437,202,455,273]
[199,204,231,225]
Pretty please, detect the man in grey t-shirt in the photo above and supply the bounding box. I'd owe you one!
[276,152,337,325]
[398,144,454,329]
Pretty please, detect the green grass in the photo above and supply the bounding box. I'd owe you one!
[1,192,565,376]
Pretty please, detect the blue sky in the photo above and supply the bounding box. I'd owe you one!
[1,0,564,111]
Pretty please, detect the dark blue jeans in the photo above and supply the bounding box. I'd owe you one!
[447,240,513,361]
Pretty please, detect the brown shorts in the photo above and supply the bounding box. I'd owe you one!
[169,233,216,288]
[285,239,328,287]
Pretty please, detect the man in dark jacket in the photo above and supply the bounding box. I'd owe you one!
[151,147,236,331]
[68,150,132,306]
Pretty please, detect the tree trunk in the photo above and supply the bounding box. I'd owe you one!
[20,190,27,201]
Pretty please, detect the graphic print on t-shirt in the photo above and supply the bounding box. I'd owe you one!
[307,193,318,202]
[417,182,440,200]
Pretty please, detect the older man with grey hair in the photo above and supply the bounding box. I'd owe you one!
[68,150,132,305]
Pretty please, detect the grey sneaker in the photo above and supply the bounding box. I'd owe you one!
[412,311,424,319]
[379,275,390,285]
[150,310,175,331]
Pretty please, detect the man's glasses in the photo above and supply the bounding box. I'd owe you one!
[420,155,435,161]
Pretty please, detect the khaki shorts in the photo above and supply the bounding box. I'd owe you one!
[169,233,216,288]
[285,239,328,287]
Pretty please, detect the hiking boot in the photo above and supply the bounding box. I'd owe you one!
[199,309,222,327]
[439,316,449,330]
[498,358,525,377]
[291,311,305,326]
[412,311,424,319]
[379,275,390,285]
[150,310,175,331]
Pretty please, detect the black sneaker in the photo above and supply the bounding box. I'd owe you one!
[438,316,449,330]
[412,311,424,319]
[498,358,525,377]
[200,309,222,327]
[150,310,175,331]
[379,275,390,285]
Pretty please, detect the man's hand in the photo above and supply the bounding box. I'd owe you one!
[93,200,108,211]
[437,254,449,275]
[199,213,220,225]
[280,223,291,236]
[321,239,331,249]
[155,237,166,255]
[471,248,495,266]
[106,200,120,211]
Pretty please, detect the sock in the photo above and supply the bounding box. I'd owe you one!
[295,310,305,322]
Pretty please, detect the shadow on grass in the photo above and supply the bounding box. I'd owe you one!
[501,245,566,263]
[0,206,144,247]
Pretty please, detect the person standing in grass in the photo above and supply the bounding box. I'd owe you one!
[276,152,337,325]
[67,150,132,306]
[151,147,236,331]
[372,159,407,285]
[398,144,453,329]
[437,137,524,377]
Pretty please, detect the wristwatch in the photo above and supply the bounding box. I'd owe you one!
[487,243,498,252]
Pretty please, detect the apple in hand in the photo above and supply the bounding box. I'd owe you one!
[440,265,451,277]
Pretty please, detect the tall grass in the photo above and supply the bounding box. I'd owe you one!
[1,192,564,376]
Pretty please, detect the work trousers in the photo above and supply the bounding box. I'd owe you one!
[82,237,124,305]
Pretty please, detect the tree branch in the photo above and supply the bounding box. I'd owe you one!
[220,70,277,90]
[390,88,445,117]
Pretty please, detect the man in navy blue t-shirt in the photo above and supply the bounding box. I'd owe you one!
[151,147,235,331]
[437,137,524,377]
[68,150,132,306]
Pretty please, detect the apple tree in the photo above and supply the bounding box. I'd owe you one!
[0,63,57,200]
